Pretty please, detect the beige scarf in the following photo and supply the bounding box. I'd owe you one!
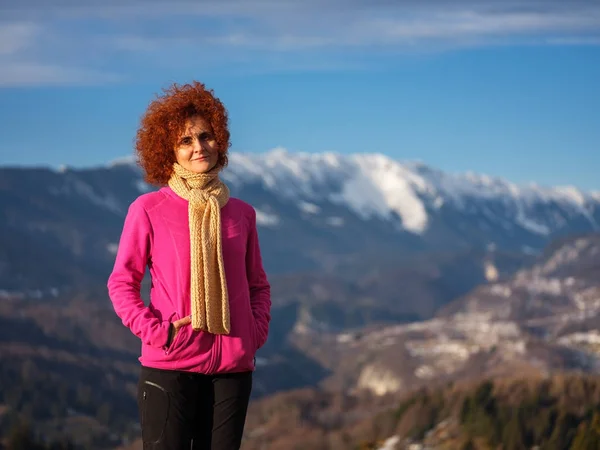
[168,163,231,334]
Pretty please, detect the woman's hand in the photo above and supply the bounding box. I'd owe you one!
[173,315,191,339]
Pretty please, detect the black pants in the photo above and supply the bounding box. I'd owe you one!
[137,366,253,450]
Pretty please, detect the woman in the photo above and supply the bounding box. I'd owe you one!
[107,81,271,450]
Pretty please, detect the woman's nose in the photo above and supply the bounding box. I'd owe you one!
[191,139,203,152]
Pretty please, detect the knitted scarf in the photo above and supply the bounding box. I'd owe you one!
[168,163,231,334]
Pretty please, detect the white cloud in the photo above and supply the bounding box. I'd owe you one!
[0,62,121,86]
[106,8,600,53]
[546,36,600,45]
[374,10,600,41]
[0,0,599,86]
[0,22,40,55]
[101,2,600,51]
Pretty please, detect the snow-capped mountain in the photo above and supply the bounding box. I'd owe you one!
[223,148,599,237]
[1,148,599,295]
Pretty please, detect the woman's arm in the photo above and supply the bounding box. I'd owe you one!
[245,208,271,349]
[107,200,170,348]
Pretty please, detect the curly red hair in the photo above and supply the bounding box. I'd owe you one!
[135,81,230,185]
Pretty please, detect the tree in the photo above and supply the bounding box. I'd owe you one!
[502,412,526,450]
[5,423,43,450]
[547,412,579,450]
[460,438,475,450]
[570,412,600,450]
[96,401,112,424]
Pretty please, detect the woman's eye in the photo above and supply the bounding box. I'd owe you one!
[180,137,192,145]
[200,132,214,141]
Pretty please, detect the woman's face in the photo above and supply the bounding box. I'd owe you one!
[174,115,219,173]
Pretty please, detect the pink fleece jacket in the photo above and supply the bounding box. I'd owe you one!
[107,186,271,373]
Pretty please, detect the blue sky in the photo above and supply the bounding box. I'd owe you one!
[0,0,599,189]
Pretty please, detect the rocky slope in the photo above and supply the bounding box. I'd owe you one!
[286,233,600,401]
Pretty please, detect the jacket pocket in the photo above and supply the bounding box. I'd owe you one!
[165,312,188,355]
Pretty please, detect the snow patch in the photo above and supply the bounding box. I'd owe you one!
[255,209,279,227]
[357,365,402,396]
[298,201,320,214]
[415,365,436,379]
[0,288,59,299]
[255,357,270,367]
[326,217,344,227]
[50,178,123,214]
[337,333,355,343]
[377,436,400,450]
[332,154,429,234]
[516,216,550,235]
[108,155,136,167]
[135,180,152,193]
[559,331,600,346]
[484,261,499,282]
[520,276,563,296]
[490,284,512,297]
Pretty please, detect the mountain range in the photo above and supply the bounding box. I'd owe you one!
[1,148,599,294]
[1,150,600,447]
